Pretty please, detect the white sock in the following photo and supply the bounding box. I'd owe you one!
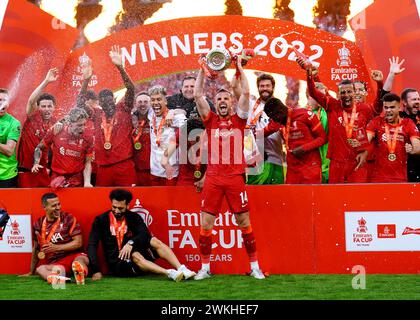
[201,263,210,272]
[251,261,260,270]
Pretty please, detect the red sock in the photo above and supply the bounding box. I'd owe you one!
[199,228,212,264]
[241,225,258,262]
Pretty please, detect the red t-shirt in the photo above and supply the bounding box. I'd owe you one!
[92,101,133,166]
[175,128,203,186]
[42,126,93,175]
[307,74,373,162]
[366,117,420,182]
[287,108,326,170]
[264,108,327,170]
[33,211,82,264]
[17,111,57,169]
[132,118,151,171]
[202,111,247,177]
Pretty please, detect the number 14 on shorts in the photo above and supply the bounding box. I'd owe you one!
[240,191,248,207]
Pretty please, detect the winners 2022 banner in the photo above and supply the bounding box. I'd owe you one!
[0,2,371,122]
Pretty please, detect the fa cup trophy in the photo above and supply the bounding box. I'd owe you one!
[200,48,257,79]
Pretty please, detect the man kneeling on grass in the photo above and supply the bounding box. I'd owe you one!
[87,188,195,281]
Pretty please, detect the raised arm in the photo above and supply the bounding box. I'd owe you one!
[109,45,135,110]
[296,58,335,110]
[194,63,211,120]
[230,74,242,101]
[26,68,58,116]
[370,70,385,115]
[236,56,250,115]
[79,58,93,98]
[383,56,405,92]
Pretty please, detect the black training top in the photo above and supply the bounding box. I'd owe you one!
[167,92,215,118]
[87,210,152,274]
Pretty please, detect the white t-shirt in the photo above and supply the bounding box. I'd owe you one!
[148,112,186,178]
[246,97,284,166]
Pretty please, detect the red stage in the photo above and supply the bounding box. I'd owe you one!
[1,184,419,275]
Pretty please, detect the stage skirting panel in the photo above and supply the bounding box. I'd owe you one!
[0,184,419,274]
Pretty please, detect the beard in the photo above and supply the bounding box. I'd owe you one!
[259,90,273,101]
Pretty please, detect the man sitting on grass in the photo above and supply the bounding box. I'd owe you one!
[87,188,195,282]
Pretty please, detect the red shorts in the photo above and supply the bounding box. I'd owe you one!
[329,159,368,183]
[50,171,83,188]
[96,159,137,187]
[42,252,87,276]
[18,170,50,188]
[286,164,322,184]
[136,169,152,186]
[150,175,177,186]
[201,174,249,215]
[365,160,375,183]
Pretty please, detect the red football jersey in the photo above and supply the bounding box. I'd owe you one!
[175,129,203,186]
[307,75,373,161]
[92,101,133,166]
[17,111,57,169]
[286,108,327,170]
[133,118,151,171]
[367,117,420,182]
[202,111,247,177]
[33,211,82,264]
[42,126,93,175]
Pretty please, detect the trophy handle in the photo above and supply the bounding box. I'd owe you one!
[198,54,218,79]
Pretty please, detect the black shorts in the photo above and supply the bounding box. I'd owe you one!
[111,247,160,277]
[0,176,18,188]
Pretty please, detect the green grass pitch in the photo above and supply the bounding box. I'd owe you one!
[0,274,419,300]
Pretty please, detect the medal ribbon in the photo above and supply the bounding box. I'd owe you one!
[132,119,146,145]
[101,115,116,144]
[342,105,357,139]
[194,131,206,178]
[109,213,127,251]
[249,99,263,127]
[39,216,61,246]
[153,110,168,147]
[384,122,400,155]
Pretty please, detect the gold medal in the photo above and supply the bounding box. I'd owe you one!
[194,170,202,179]
[38,251,45,260]
[104,142,112,150]
[134,142,142,150]
[385,123,400,163]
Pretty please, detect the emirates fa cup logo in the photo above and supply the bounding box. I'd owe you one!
[77,52,90,74]
[337,43,351,67]
[357,217,367,233]
[11,220,20,235]
[131,199,153,227]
